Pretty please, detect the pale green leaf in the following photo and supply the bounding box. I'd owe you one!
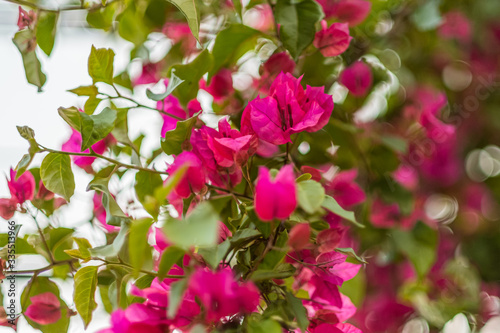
[40,153,75,201]
[74,266,98,328]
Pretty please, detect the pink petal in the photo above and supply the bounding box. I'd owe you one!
[24,292,61,325]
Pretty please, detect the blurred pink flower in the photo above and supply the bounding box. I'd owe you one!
[314,21,352,57]
[316,0,371,26]
[325,170,365,209]
[438,11,472,42]
[288,223,311,251]
[92,193,120,233]
[339,61,373,97]
[133,62,161,86]
[254,165,297,221]
[188,268,260,322]
[201,68,234,102]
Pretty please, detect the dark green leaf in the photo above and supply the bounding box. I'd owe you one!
[251,263,296,281]
[80,107,117,151]
[170,49,212,104]
[74,266,98,328]
[285,292,309,332]
[135,171,163,217]
[158,246,185,281]
[40,153,75,201]
[210,24,261,80]
[198,239,231,269]
[274,0,323,59]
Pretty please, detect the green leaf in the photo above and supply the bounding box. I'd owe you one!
[118,4,150,45]
[322,195,364,228]
[40,153,75,201]
[251,263,296,281]
[36,11,58,56]
[167,0,200,41]
[297,180,325,214]
[80,107,117,151]
[21,276,70,333]
[336,247,367,264]
[162,202,219,248]
[296,173,312,182]
[210,24,261,80]
[135,171,163,217]
[146,69,184,101]
[74,266,98,328]
[392,222,438,278]
[247,319,282,333]
[158,246,185,281]
[87,167,129,226]
[129,218,154,275]
[64,237,93,261]
[58,106,82,130]
[12,30,46,91]
[274,0,323,59]
[170,49,212,104]
[167,278,188,318]
[198,239,231,269]
[88,46,115,84]
[411,0,442,31]
[285,292,309,332]
[90,221,130,257]
[68,85,99,97]
[87,4,116,31]
[160,113,199,155]
[17,125,35,140]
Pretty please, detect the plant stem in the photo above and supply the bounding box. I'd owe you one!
[5,259,77,276]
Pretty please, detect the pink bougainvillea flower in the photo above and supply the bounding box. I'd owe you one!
[313,322,363,333]
[167,151,206,198]
[0,168,35,219]
[314,21,352,58]
[339,61,373,97]
[162,22,197,53]
[17,6,36,30]
[288,223,311,251]
[201,68,234,102]
[325,170,365,209]
[304,293,357,326]
[133,62,161,86]
[61,128,115,173]
[254,165,297,221]
[35,180,55,201]
[188,268,260,322]
[242,72,334,145]
[255,52,296,93]
[24,292,61,325]
[393,164,419,190]
[317,228,345,253]
[438,11,472,42]
[7,168,35,203]
[330,0,371,26]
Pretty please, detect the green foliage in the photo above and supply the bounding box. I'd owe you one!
[162,202,219,248]
[322,195,364,228]
[161,113,199,155]
[74,266,98,328]
[129,218,154,275]
[88,46,115,85]
[40,153,75,201]
[36,11,58,56]
[274,0,323,59]
[167,278,188,318]
[146,70,184,101]
[167,0,200,41]
[169,49,212,104]
[12,30,46,91]
[297,180,325,214]
[158,246,185,281]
